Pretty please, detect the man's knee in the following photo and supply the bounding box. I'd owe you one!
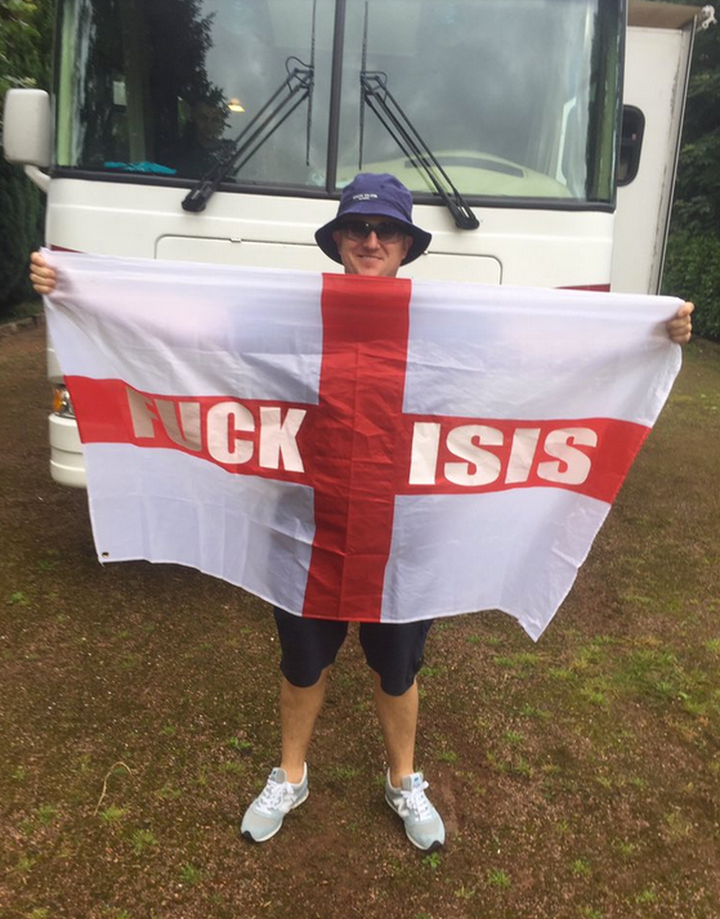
[273,607,348,688]
[359,620,434,696]
[280,667,330,693]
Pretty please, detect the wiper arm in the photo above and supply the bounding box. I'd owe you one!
[182,61,314,213]
[360,70,479,230]
[182,0,318,214]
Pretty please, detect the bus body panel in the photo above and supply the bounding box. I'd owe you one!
[611,22,696,294]
[45,179,614,288]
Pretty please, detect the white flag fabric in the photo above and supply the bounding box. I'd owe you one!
[44,251,682,639]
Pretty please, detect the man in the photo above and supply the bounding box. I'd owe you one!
[172,99,230,177]
[29,174,695,854]
[240,174,444,851]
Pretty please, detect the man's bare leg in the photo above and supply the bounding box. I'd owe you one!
[241,672,326,841]
[279,669,329,783]
[374,672,445,850]
[372,672,419,785]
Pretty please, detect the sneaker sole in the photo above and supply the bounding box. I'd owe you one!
[385,793,444,852]
[240,788,309,843]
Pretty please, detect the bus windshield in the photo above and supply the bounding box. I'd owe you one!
[55,0,622,206]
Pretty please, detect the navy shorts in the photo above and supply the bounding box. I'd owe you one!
[273,608,434,697]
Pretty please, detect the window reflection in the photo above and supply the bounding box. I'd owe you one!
[55,0,620,204]
[57,0,332,184]
[339,0,619,202]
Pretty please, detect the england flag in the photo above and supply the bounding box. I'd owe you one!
[43,252,682,639]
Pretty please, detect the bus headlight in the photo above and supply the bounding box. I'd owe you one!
[52,384,75,417]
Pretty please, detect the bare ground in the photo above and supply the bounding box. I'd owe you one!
[1,325,719,919]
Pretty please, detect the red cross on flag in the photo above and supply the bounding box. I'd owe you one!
[44,252,682,640]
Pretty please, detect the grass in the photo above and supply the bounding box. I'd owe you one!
[0,298,42,324]
[99,805,127,825]
[422,852,441,871]
[226,735,252,753]
[454,884,477,899]
[179,863,203,886]
[571,859,592,878]
[130,829,158,855]
[487,869,512,889]
[6,590,29,606]
[35,804,57,826]
[10,854,36,876]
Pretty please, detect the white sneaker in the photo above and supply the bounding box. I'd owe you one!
[240,765,309,842]
[385,770,445,852]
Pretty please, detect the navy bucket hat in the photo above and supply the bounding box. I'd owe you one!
[315,173,432,266]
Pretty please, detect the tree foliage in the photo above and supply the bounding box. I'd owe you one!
[0,0,53,313]
[664,231,720,341]
[0,156,44,306]
[661,2,720,339]
[0,0,52,97]
[671,19,720,234]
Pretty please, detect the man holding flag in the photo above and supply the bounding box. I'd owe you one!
[29,174,694,853]
[241,174,446,851]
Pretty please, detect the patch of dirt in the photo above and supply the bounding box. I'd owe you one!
[2,328,720,919]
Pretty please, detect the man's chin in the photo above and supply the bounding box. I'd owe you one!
[354,263,387,277]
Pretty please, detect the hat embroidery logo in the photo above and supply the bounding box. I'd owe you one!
[352,193,378,201]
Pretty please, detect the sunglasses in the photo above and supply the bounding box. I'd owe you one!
[337,220,409,243]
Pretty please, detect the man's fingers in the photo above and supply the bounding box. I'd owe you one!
[664,301,694,344]
[29,250,57,295]
[677,301,695,319]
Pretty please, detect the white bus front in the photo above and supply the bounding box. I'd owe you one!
[26,0,627,485]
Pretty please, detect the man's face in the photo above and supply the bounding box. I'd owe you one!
[193,103,225,148]
[332,216,413,278]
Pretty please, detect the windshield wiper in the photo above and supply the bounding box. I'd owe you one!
[359,3,478,230]
[360,71,479,230]
[182,60,314,213]
[182,0,317,213]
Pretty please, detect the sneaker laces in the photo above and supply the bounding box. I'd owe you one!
[399,780,433,821]
[255,777,297,816]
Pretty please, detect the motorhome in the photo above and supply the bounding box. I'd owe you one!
[2,0,715,486]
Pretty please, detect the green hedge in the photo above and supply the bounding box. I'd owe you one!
[663,230,720,342]
[0,155,44,316]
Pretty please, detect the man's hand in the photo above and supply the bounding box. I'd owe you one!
[667,302,693,344]
[29,251,57,296]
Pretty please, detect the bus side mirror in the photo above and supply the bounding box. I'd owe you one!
[2,89,52,168]
[617,105,645,186]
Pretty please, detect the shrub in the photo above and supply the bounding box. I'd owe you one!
[0,155,44,316]
[662,230,720,342]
